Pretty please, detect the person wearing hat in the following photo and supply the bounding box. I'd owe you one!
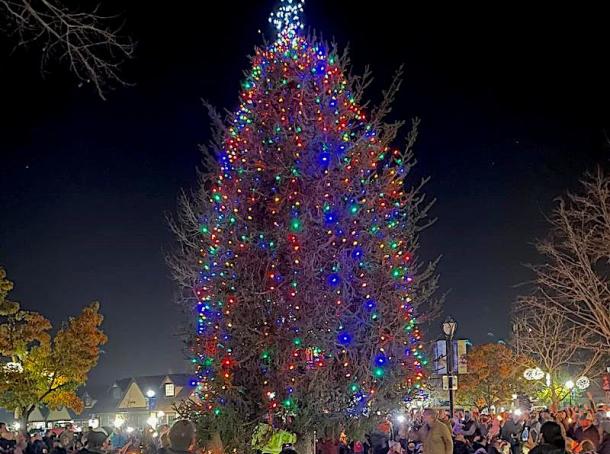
[80,427,112,454]
[572,413,599,448]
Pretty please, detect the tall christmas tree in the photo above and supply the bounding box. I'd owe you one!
[170,0,438,448]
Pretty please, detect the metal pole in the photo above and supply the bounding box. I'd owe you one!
[447,337,454,418]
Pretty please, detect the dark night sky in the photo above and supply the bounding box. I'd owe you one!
[1,2,608,384]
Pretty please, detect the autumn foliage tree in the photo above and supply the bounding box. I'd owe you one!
[457,343,532,411]
[0,267,107,425]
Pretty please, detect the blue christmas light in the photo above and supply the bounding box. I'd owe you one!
[325,211,339,225]
[337,331,352,345]
[375,353,387,366]
[352,247,363,260]
[327,273,341,287]
[319,152,331,167]
[364,299,376,311]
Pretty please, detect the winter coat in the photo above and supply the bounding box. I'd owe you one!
[422,420,453,454]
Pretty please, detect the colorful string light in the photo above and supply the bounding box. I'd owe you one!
[189,0,426,420]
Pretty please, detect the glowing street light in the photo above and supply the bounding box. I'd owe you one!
[146,415,158,428]
[396,414,406,424]
[146,390,156,398]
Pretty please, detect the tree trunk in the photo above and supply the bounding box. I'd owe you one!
[20,406,34,432]
[295,432,314,454]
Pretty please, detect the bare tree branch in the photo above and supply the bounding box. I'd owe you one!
[0,0,134,99]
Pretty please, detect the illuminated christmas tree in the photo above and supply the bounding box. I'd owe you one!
[170,0,439,447]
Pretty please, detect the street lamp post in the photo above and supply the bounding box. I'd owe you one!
[442,316,457,418]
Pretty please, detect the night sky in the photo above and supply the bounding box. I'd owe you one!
[1,2,608,385]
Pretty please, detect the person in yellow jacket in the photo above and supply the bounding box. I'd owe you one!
[252,423,297,454]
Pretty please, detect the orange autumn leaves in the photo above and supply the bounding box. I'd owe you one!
[457,343,533,410]
[0,267,107,420]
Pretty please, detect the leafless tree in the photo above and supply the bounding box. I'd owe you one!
[525,169,610,350]
[0,0,134,99]
[514,297,603,373]
[513,297,603,409]
[512,169,610,408]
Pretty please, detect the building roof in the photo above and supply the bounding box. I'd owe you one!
[85,373,193,415]
[0,373,194,423]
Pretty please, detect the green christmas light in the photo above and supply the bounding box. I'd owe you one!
[293,338,302,347]
[290,218,302,232]
[212,193,222,203]
[213,408,221,416]
[373,367,385,378]
[391,267,403,279]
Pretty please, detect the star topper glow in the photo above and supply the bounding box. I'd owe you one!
[268,0,305,39]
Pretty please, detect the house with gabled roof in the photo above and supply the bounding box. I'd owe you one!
[83,374,195,429]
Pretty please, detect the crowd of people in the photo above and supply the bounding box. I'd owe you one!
[313,406,610,454]
[370,407,610,454]
[0,420,200,454]
[2,406,610,454]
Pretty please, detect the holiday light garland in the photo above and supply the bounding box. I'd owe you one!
[185,0,430,423]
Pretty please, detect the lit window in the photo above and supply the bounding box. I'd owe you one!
[164,383,175,397]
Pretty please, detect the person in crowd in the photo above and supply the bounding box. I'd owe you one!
[598,420,610,454]
[13,432,29,454]
[501,413,524,454]
[529,421,566,454]
[452,434,470,454]
[488,437,509,454]
[478,415,491,439]
[571,414,599,448]
[369,425,389,454]
[318,436,340,454]
[280,445,298,454]
[164,420,196,454]
[421,409,453,454]
[462,412,479,443]
[0,423,16,454]
[438,412,452,433]
[527,413,541,446]
[43,431,56,454]
[79,427,112,454]
[26,432,48,454]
